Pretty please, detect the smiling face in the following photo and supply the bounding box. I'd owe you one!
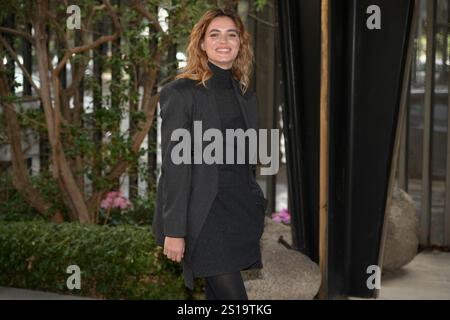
[201,16,240,70]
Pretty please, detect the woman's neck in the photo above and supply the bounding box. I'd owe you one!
[208,60,233,89]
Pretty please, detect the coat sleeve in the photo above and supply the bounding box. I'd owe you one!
[159,85,192,238]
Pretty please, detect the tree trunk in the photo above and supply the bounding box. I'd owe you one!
[0,75,63,223]
[34,0,91,223]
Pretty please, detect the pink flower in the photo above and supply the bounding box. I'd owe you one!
[271,208,291,224]
[100,197,113,209]
[100,191,132,210]
[113,196,131,209]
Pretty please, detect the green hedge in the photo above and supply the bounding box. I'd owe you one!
[0,221,204,299]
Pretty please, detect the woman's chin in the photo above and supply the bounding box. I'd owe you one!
[210,58,234,67]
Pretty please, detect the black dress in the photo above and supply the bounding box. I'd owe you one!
[190,61,263,278]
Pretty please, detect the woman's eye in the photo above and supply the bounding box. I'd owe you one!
[210,34,218,37]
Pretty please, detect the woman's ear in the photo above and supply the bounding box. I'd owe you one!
[200,41,205,51]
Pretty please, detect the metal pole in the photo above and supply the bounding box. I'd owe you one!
[318,0,330,300]
[445,4,450,247]
[398,68,411,192]
[421,0,436,247]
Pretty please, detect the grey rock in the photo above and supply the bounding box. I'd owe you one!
[242,217,321,299]
[382,187,419,271]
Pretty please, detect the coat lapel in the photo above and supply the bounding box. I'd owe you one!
[198,80,222,131]
[198,78,251,131]
[231,79,250,130]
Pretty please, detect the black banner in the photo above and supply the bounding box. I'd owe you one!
[278,0,415,298]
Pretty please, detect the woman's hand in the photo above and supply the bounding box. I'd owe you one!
[163,236,185,263]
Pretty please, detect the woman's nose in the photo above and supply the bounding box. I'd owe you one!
[218,33,228,43]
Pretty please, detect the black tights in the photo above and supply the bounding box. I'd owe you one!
[204,271,248,300]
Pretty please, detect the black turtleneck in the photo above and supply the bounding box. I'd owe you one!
[208,60,233,89]
[207,60,249,186]
[208,60,246,131]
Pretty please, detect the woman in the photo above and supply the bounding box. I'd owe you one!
[152,8,267,300]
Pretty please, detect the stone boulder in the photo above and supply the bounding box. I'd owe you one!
[382,186,419,271]
[242,217,321,299]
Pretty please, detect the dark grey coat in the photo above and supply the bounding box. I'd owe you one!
[152,76,266,290]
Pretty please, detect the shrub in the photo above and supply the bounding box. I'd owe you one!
[0,171,67,221]
[0,172,39,218]
[0,221,203,299]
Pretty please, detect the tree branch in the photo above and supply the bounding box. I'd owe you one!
[86,4,107,31]
[107,93,159,182]
[62,55,88,98]
[0,27,35,44]
[53,0,122,77]
[0,34,41,95]
[34,0,56,165]
[248,13,278,28]
[0,101,47,130]
[0,70,62,223]
[130,0,164,34]
[61,2,104,100]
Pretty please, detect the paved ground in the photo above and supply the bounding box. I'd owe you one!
[377,249,450,300]
[0,287,92,300]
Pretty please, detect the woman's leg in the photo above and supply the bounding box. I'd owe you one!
[204,271,248,300]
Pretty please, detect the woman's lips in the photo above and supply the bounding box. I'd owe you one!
[216,48,231,53]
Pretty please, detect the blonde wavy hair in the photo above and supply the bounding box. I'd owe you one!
[176,8,254,94]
